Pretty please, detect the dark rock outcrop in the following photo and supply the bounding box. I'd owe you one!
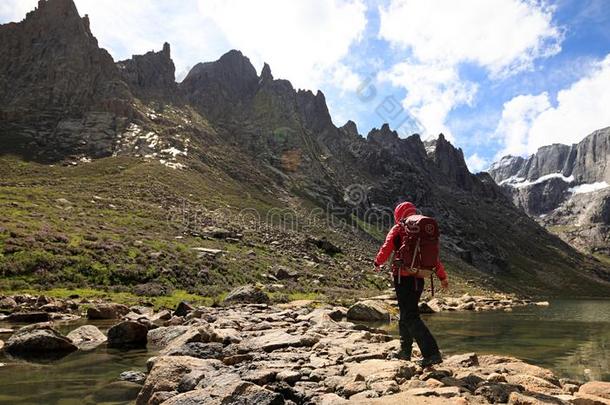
[489,128,610,256]
[5,325,77,359]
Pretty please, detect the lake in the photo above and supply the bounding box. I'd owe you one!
[379,299,610,382]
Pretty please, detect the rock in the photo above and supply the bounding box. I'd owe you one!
[505,374,562,395]
[161,381,284,405]
[242,330,318,352]
[328,307,347,322]
[243,369,277,385]
[165,342,224,360]
[5,325,77,359]
[579,382,610,400]
[445,353,479,367]
[148,326,190,347]
[136,356,223,405]
[0,340,3,352]
[7,311,51,323]
[87,303,130,319]
[407,386,461,398]
[174,301,194,317]
[346,300,390,322]
[0,328,13,335]
[274,266,299,280]
[475,383,523,403]
[276,370,301,384]
[66,325,107,350]
[224,284,270,304]
[0,296,17,309]
[107,321,148,348]
[120,370,147,385]
[535,301,550,306]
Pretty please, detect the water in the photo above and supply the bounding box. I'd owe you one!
[0,320,154,405]
[379,299,610,381]
[0,300,608,404]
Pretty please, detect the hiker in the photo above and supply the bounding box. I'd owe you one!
[373,201,449,367]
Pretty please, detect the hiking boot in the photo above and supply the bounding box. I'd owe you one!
[396,349,411,361]
[418,353,443,368]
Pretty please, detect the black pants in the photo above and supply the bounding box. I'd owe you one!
[394,275,440,358]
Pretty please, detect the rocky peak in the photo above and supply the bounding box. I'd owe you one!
[367,123,400,146]
[296,90,334,134]
[428,133,474,190]
[117,42,178,101]
[180,50,259,119]
[340,120,359,137]
[260,62,273,84]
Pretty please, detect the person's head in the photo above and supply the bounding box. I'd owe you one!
[394,201,416,223]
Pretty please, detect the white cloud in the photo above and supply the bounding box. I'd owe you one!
[494,54,610,156]
[379,62,477,141]
[1,0,366,92]
[378,0,562,139]
[466,153,489,173]
[197,0,367,91]
[493,93,551,157]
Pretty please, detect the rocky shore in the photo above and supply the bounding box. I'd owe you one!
[0,290,608,404]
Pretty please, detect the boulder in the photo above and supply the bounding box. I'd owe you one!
[148,326,190,348]
[107,321,148,348]
[242,330,318,352]
[0,340,4,352]
[136,356,223,405]
[0,296,17,309]
[87,303,130,319]
[7,311,51,323]
[445,353,479,367]
[346,300,390,322]
[91,381,142,403]
[576,381,610,404]
[161,381,284,405]
[66,325,107,350]
[5,325,77,359]
[165,342,224,360]
[224,285,270,304]
[174,301,194,317]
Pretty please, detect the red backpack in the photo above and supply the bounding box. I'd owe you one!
[394,215,440,280]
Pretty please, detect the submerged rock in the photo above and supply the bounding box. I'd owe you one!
[107,321,148,348]
[120,370,147,385]
[5,325,77,360]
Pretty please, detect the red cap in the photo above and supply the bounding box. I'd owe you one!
[394,202,416,223]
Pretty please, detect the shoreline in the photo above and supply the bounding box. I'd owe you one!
[1,292,609,404]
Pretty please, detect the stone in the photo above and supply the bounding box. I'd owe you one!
[148,326,190,348]
[87,303,130,320]
[475,383,523,403]
[66,325,107,350]
[276,370,301,384]
[7,311,51,323]
[242,330,318,352]
[174,301,194,317]
[445,353,479,367]
[165,342,224,360]
[107,321,148,348]
[346,300,390,322]
[136,356,222,405]
[579,382,610,400]
[223,284,270,304]
[5,325,77,359]
[328,307,347,321]
[92,381,142,403]
[120,370,147,385]
[161,381,284,405]
[0,296,17,309]
[0,340,3,352]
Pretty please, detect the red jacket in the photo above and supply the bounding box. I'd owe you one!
[374,223,447,280]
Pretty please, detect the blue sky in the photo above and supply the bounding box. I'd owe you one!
[2,0,610,171]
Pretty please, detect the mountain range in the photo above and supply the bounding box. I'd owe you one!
[0,0,609,297]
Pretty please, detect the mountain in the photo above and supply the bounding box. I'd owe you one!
[1,0,609,297]
[489,128,609,258]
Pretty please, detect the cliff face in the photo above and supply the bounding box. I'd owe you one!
[0,0,133,161]
[117,42,178,101]
[489,128,610,256]
[1,0,608,296]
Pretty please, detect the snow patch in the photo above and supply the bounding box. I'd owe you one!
[161,147,187,157]
[505,173,574,188]
[160,159,186,170]
[490,156,518,171]
[568,181,609,194]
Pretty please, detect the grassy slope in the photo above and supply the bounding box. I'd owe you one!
[0,154,501,305]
